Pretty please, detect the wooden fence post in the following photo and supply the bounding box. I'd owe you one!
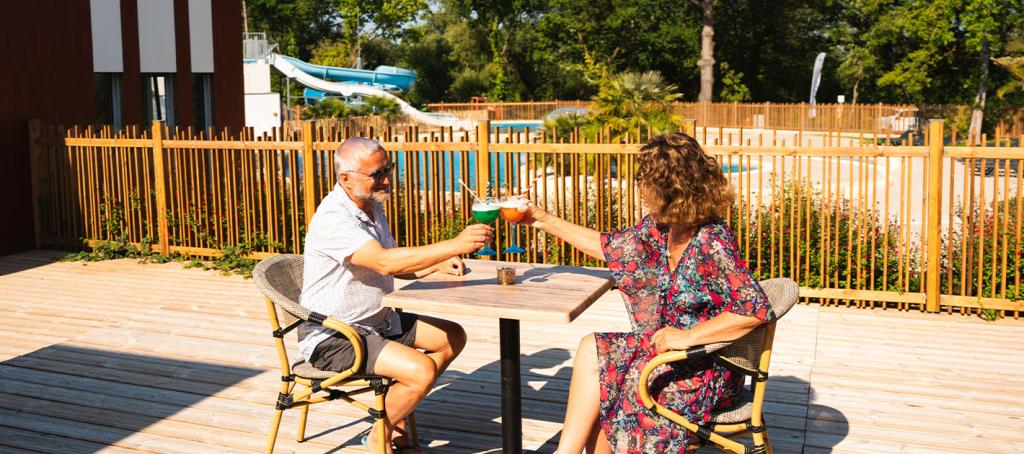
[28,119,44,247]
[151,120,170,256]
[477,120,491,200]
[302,121,317,230]
[925,120,944,312]
[682,119,697,138]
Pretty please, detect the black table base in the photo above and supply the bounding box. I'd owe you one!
[499,318,522,453]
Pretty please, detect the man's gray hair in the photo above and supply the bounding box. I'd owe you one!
[334,137,386,180]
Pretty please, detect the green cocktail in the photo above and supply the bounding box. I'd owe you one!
[472,199,500,256]
[472,204,501,224]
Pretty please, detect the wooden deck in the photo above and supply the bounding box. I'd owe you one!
[1,250,1022,453]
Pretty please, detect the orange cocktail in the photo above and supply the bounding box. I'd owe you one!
[500,196,527,222]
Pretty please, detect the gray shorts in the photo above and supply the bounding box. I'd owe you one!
[308,311,419,375]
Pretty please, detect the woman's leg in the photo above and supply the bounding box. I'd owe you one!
[584,418,612,454]
[556,333,602,454]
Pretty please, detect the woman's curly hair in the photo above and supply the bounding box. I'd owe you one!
[636,132,734,226]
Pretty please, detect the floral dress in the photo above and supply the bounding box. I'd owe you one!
[596,215,776,453]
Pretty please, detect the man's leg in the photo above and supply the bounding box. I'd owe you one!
[411,314,467,374]
[368,342,436,454]
[385,314,467,450]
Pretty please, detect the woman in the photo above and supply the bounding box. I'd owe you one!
[514,132,776,453]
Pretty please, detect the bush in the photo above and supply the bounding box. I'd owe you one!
[729,182,923,293]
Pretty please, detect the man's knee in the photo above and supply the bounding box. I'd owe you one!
[447,322,467,356]
[393,352,437,394]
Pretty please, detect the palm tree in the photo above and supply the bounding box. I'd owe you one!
[301,98,351,120]
[360,95,402,120]
[590,71,682,141]
[993,56,1024,98]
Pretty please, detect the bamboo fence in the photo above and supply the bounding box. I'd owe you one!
[427,101,1024,138]
[28,119,1024,316]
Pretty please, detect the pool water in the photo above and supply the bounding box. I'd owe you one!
[492,120,544,132]
[722,163,757,173]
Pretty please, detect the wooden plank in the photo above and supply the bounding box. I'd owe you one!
[1,250,1024,453]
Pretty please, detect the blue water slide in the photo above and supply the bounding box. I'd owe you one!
[277,55,416,93]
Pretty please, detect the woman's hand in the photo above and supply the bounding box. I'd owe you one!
[514,201,551,228]
[651,327,696,354]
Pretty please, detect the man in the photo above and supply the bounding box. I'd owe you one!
[298,137,492,453]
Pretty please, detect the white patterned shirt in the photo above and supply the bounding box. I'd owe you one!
[297,183,400,360]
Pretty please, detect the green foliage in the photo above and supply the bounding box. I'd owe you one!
[361,95,402,119]
[300,96,401,120]
[542,111,592,142]
[210,245,259,278]
[943,196,1024,300]
[589,71,682,140]
[247,0,1024,118]
[978,301,1004,321]
[731,182,923,293]
[718,62,751,103]
[310,40,353,68]
[61,238,158,263]
[302,98,352,119]
[447,68,491,101]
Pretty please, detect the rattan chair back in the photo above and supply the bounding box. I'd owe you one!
[714,278,799,374]
[253,254,309,327]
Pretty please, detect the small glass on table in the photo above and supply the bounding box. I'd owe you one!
[471,198,501,256]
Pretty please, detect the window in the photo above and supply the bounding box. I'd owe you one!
[192,74,214,130]
[142,74,174,126]
[94,73,122,129]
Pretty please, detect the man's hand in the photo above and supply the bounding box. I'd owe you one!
[514,201,551,228]
[651,327,696,354]
[436,256,465,276]
[451,224,494,255]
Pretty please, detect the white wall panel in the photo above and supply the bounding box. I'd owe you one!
[90,0,123,72]
[137,0,177,73]
[188,0,214,72]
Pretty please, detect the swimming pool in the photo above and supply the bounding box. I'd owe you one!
[722,163,758,173]
[492,120,544,132]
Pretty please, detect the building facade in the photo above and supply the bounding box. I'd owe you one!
[0,0,244,256]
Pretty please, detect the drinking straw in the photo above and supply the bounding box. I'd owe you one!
[519,173,544,196]
[458,178,483,203]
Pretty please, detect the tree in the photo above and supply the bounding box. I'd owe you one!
[360,95,402,119]
[589,71,682,140]
[337,0,426,68]
[690,0,717,103]
[302,98,352,119]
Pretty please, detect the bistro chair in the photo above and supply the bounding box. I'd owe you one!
[639,278,799,454]
[254,254,417,454]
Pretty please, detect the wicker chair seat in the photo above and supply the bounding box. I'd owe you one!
[711,387,754,424]
[290,360,382,381]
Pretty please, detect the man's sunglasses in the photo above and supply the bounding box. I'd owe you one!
[344,162,394,181]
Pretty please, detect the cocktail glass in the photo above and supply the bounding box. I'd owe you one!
[471,198,500,256]
[500,196,527,254]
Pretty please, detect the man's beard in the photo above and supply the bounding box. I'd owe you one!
[355,187,391,204]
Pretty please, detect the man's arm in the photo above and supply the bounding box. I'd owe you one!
[350,224,492,277]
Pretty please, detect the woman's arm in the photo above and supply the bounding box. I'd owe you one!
[651,312,764,354]
[516,202,604,261]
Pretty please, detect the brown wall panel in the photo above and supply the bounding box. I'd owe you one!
[174,0,194,128]
[0,0,244,255]
[211,0,245,129]
[0,1,95,256]
[120,0,143,125]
